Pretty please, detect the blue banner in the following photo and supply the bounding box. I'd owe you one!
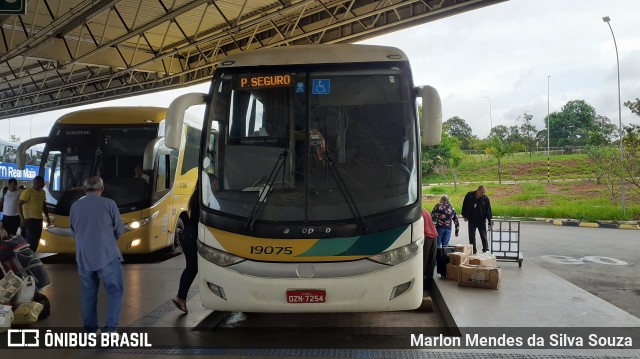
[0,162,50,181]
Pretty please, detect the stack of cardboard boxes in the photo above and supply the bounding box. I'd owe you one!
[444,245,501,289]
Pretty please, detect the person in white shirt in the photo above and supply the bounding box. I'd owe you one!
[201,172,220,210]
[0,178,24,236]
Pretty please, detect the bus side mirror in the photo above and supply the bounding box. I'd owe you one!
[143,137,165,171]
[166,93,207,149]
[17,137,48,170]
[418,85,442,146]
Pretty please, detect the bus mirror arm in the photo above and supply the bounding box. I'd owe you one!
[166,92,207,149]
[143,137,165,171]
[417,85,442,147]
[17,137,49,170]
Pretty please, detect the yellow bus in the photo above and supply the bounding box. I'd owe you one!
[17,107,201,254]
[166,44,442,312]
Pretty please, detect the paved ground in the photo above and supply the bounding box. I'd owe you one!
[448,221,640,318]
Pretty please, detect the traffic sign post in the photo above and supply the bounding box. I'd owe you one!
[0,0,27,15]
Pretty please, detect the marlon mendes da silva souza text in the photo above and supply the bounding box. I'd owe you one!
[410,333,633,348]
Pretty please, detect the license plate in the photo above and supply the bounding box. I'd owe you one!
[286,289,326,303]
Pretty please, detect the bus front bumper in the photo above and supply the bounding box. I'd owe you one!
[197,255,423,312]
[40,226,159,254]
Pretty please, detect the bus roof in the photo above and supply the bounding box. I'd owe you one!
[217,44,408,68]
[56,107,167,125]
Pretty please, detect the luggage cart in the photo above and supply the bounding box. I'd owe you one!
[490,219,523,267]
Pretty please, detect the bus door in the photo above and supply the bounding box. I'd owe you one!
[152,147,179,247]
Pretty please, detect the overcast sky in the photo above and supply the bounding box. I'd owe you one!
[3,0,640,141]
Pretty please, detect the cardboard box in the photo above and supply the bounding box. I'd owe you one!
[446,263,460,281]
[468,253,497,267]
[455,244,473,256]
[458,264,501,289]
[448,252,468,265]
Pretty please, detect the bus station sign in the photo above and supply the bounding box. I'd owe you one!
[0,162,49,181]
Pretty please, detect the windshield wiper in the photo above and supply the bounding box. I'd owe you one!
[323,151,369,232]
[246,149,288,231]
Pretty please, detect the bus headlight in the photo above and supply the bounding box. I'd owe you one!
[197,240,245,267]
[125,212,158,231]
[368,238,423,266]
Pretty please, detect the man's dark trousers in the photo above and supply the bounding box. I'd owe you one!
[24,219,44,252]
[468,221,488,254]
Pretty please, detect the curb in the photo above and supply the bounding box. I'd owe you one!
[538,218,640,230]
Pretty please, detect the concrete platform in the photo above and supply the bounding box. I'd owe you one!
[432,259,640,357]
[1,253,639,358]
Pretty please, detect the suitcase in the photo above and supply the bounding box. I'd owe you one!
[436,246,455,278]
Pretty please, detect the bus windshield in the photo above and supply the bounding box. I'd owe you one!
[43,125,158,210]
[202,64,418,223]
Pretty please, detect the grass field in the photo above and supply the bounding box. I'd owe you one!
[422,153,640,221]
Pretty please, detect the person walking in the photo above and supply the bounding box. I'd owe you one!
[172,186,199,313]
[421,207,438,291]
[70,176,125,332]
[461,185,493,254]
[1,178,23,236]
[18,176,50,251]
[431,195,460,248]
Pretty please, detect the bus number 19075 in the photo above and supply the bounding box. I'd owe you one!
[249,245,293,255]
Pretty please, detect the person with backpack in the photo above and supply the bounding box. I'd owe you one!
[431,195,460,248]
[1,178,24,236]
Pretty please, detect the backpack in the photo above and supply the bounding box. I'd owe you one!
[0,186,7,212]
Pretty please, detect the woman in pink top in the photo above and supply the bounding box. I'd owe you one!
[421,208,438,290]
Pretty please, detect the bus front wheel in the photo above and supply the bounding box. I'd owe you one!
[171,217,185,254]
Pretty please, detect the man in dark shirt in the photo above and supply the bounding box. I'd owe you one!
[461,185,493,254]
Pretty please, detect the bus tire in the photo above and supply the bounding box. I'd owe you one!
[171,217,185,254]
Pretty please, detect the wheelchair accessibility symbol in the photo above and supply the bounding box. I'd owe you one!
[312,79,330,95]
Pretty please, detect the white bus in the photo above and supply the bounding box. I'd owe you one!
[166,44,442,312]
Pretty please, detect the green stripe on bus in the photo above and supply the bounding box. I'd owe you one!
[299,225,409,257]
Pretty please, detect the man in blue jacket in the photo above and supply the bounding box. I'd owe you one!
[461,185,493,254]
[70,176,124,332]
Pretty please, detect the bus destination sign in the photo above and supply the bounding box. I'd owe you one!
[237,74,292,89]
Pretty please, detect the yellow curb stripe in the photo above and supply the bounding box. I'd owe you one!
[579,222,599,228]
[552,220,564,226]
[619,224,640,230]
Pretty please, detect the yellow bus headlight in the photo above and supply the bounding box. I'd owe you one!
[125,211,158,231]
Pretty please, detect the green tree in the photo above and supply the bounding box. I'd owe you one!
[484,136,525,184]
[624,97,640,116]
[588,115,617,146]
[488,125,509,142]
[546,100,605,147]
[535,129,548,151]
[443,116,474,150]
[422,132,464,191]
[506,125,524,144]
[518,112,538,153]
